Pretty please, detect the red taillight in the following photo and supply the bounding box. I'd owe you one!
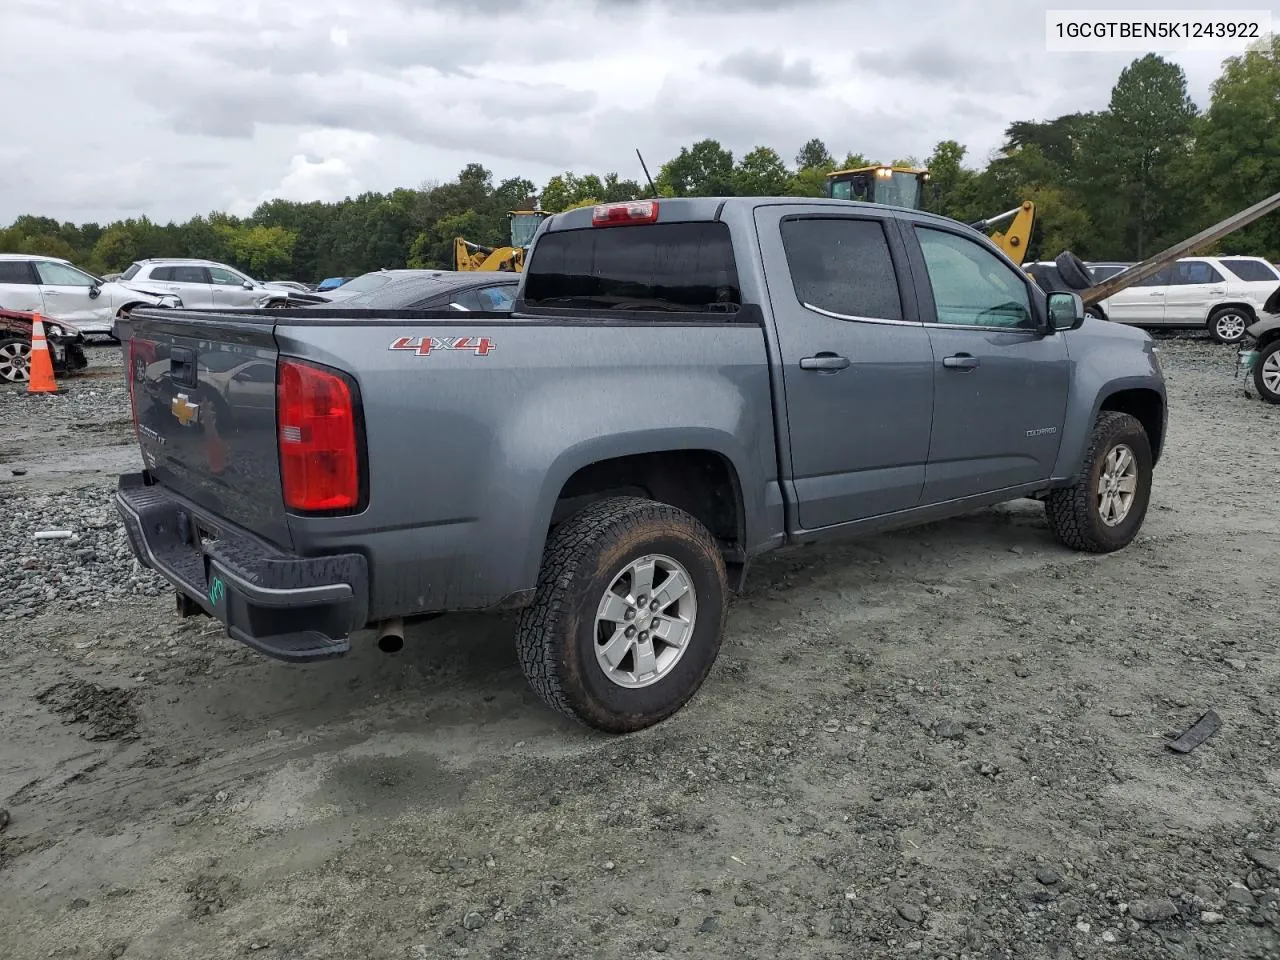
[591,200,659,227]
[276,358,361,512]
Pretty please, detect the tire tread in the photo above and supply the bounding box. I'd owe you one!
[515,496,725,731]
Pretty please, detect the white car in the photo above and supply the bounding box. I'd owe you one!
[0,254,181,337]
[1094,256,1280,344]
[119,258,290,313]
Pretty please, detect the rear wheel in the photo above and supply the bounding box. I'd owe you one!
[515,496,728,733]
[0,338,31,383]
[1208,306,1251,344]
[1253,339,1280,404]
[1044,411,1152,553]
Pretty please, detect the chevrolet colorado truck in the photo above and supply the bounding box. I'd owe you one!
[115,197,1167,733]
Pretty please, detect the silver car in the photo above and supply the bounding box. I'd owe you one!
[119,258,290,312]
[0,254,181,337]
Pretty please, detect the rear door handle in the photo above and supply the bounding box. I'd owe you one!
[943,354,980,370]
[799,354,850,372]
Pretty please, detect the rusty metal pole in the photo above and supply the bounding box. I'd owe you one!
[1082,189,1280,306]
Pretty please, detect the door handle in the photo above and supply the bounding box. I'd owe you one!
[799,354,851,372]
[943,353,980,370]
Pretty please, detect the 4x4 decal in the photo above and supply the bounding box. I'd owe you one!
[389,336,495,357]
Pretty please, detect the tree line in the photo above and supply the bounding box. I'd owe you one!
[2,39,1276,282]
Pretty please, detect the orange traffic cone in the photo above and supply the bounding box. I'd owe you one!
[27,313,66,395]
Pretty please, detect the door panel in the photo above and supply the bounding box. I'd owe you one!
[754,206,934,529]
[1103,265,1170,325]
[209,265,257,307]
[1164,260,1226,324]
[901,223,1070,503]
[160,266,215,308]
[33,260,104,327]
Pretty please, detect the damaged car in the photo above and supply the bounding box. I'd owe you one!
[0,309,88,383]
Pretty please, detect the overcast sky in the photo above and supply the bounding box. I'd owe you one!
[1,0,1271,225]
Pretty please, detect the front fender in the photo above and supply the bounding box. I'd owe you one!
[1051,322,1166,479]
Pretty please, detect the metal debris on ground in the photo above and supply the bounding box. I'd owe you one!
[1165,709,1223,754]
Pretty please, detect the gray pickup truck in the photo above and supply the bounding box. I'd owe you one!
[116,197,1167,733]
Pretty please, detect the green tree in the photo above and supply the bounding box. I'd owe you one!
[1083,54,1198,258]
[1193,35,1280,257]
[733,147,790,195]
[656,139,736,196]
[795,138,834,170]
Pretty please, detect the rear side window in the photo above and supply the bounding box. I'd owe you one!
[0,261,35,284]
[120,263,142,280]
[1172,261,1224,285]
[780,217,902,321]
[522,222,741,314]
[1221,258,1280,282]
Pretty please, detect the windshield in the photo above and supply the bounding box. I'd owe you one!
[876,172,922,209]
[510,213,545,249]
[336,273,395,295]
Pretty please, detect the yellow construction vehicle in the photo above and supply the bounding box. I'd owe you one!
[454,210,550,273]
[823,165,1035,265]
[969,200,1037,266]
[824,165,931,208]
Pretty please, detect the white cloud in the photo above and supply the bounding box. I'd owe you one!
[0,0,1247,223]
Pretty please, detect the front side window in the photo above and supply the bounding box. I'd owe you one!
[523,221,741,314]
[780,217,902,321]
[209,266,248,286]
[1172,261,1224,285]
[915,227,1034,329]
[1134,266,1173,287]
[35,261,97,287]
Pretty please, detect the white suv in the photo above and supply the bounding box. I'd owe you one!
[120,259,289,312]
[1095,256,1280,344]
[0,254,181,337]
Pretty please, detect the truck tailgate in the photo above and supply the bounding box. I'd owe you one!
[127,309,291,548]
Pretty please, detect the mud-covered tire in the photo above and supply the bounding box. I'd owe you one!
[1253,339,1280,404]
[1044,411,1152,553]
[1207,306,1251,345]
[515,496,728,733]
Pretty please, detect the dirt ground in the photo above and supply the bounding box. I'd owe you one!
[1,337,1278,960]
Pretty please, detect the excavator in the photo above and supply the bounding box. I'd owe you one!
[454,209,550,272]
[824,165,1037,266]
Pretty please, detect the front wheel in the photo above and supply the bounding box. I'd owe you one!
[0,337,31,383]
[1208,306,1251,344]
[1044,411,1153,553]
[1253,339,1280,404]
[515,496,728,733]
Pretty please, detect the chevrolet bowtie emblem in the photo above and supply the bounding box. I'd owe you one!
[171,393,199,427]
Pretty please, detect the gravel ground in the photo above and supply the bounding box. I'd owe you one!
[0,336,1278,960]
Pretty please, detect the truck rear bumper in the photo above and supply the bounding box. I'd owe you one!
[115,472,368,662]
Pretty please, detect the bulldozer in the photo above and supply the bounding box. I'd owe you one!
[454,209,550,272]
[824,164,1036,267]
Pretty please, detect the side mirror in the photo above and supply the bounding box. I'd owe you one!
[242,281,254,290]
[1047,291,1086,332]
[88,285,101,299]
